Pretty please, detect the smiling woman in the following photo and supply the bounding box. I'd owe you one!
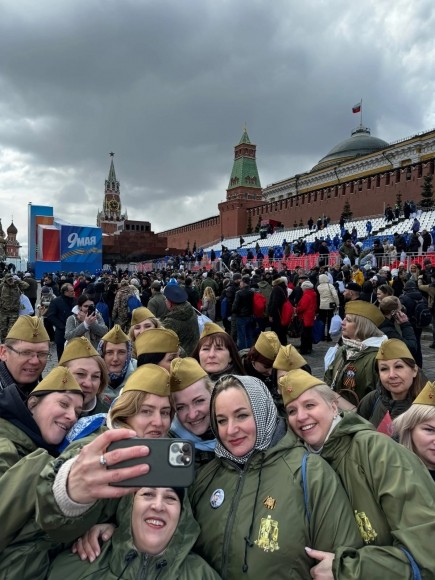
[282,368,435,578]
[47,487,220,579]
[0,367,83,574]
[169,357,216,468]
[190,374,363,579]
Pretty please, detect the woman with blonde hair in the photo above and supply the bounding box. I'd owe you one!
[59,337,109,416]
[201,286,216,321]
[283,368,435,578]
[394,381,435,481]
[324,301,387,407]
[169,357,216,467]
[128,306,161,358]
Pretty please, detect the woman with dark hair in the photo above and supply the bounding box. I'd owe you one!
[48,487,219,579]
[358,339,426,430]
[191,323,244,381]
[135,327,180,372]
[65,294,108,349]
[378,296,417,357]
[190,374,363,578]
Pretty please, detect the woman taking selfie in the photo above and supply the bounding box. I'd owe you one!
[283,368,435,578]
[65,294,108,349]
[35,364,174,545]
[189,374,363,578]
[0,367,83,574]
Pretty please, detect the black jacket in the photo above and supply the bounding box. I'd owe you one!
[232,286,254,317]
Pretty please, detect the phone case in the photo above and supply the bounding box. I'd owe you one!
[106,438,195,488]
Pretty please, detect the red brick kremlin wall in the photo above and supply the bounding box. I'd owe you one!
[159,160,434,251]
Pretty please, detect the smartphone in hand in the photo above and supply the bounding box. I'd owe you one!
[106,438,195,488]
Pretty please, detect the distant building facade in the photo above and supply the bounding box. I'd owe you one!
[159,124,435,251]
[97,155,168,262]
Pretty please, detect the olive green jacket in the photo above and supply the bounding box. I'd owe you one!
[48,493,220,580]
[189,428,363,579]
[324,345,379,403]
[324,413,435,579]
[0,419,63,578]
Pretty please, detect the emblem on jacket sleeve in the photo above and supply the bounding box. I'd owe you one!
[210,489,224,508]
[354,511,377,543]
[254,515,280,552]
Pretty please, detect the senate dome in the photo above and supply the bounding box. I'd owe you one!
[312,125,389,171]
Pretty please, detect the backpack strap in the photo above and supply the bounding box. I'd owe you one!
[400,547,422,580]
[301,452,311,524]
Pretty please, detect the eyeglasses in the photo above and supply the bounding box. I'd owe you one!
[6,345,52,361]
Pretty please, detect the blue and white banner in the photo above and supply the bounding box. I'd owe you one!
[60,225,102,266]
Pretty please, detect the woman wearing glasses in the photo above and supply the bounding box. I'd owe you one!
[65,294,108,349]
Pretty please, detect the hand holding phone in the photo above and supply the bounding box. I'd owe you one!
[107,438,195,488]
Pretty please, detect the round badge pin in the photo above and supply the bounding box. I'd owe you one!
[210,488,225,509]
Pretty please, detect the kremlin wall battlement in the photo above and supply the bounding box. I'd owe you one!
[100,125,435,262]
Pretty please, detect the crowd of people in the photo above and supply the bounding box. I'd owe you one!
[0,256,434,578]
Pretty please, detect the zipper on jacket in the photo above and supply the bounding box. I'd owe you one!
[221,465,247,576]
[139,554,150,580]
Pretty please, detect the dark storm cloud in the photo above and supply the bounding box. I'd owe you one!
[0,0,434,253]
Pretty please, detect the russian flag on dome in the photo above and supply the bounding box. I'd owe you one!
[352,101,362,114]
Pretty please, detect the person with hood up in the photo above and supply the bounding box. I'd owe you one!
[189,374,363,579]
[295,280,317,354]
[162,282,199,356]
[267,275,289,345]
[316,274,339,342]
[48,487,220,579]
[324,301,387,408]
[283,368,435,579]
[112,280,136,333]
[0,367,83,575]
[400,279,425,368]
[377,296,417,359]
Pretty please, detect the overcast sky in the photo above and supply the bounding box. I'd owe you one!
[1,0,434,259]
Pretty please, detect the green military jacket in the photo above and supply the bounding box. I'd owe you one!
[0,419,63,577]
[323,413,435,579]
[48,493,220,580]
[324,344,379,403]
[189,428,363,579]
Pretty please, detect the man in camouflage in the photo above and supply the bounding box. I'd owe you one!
[0,273,29,342]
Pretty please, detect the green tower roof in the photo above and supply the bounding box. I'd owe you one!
[228,129,261,190]
[239,128,251,144]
